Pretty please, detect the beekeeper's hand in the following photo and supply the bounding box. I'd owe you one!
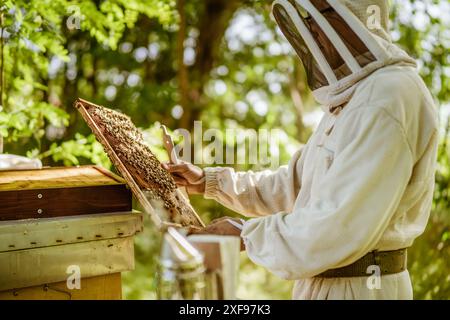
[162,161,205,194]
[190,217,246,251]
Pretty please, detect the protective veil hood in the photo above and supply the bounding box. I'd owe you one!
[272,0,417,109]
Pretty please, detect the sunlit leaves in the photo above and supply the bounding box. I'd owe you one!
[391,0,450,102]
[38,133,111,167]
[0,0,176,153]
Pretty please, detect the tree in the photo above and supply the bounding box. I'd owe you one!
[0,0,448,299]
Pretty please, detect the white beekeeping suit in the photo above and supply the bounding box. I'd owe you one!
[203,0,439,300]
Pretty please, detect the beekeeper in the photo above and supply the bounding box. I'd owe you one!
[165,0,439,299]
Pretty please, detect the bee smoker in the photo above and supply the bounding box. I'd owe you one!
[157,227,206,299]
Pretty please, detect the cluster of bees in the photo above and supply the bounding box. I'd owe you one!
[89,105,201,227]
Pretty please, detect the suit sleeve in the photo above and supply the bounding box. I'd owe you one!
[203,148,305,217]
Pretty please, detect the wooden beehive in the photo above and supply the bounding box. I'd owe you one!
[0,166,132,220]
[0,274,123,300]
[74,98,204,230]
[0,211,143,299]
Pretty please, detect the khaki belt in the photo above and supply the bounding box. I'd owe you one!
[316,248,407,278]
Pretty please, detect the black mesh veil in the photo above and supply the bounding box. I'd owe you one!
[273,2,329,90]
[272,0,376,91]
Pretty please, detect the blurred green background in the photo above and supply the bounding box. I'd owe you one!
[0,0,448,299]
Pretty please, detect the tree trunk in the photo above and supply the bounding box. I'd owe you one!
[179,0,240,130]
[176,0,190,128]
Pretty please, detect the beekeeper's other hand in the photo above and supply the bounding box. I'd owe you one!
[190,217,246,251]
[162,161,205,194]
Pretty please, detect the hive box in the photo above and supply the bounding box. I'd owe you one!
[0,166,143,300]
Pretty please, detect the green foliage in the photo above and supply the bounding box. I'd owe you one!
[0,102,69,141]
[391,0,450,102]
[409,217,450,299]
[0,0,176,153]
[410,122,450,299]
[36,133,111,167]
[122,219,162,300]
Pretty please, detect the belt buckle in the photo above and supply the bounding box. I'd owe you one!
[371,250,382,267]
